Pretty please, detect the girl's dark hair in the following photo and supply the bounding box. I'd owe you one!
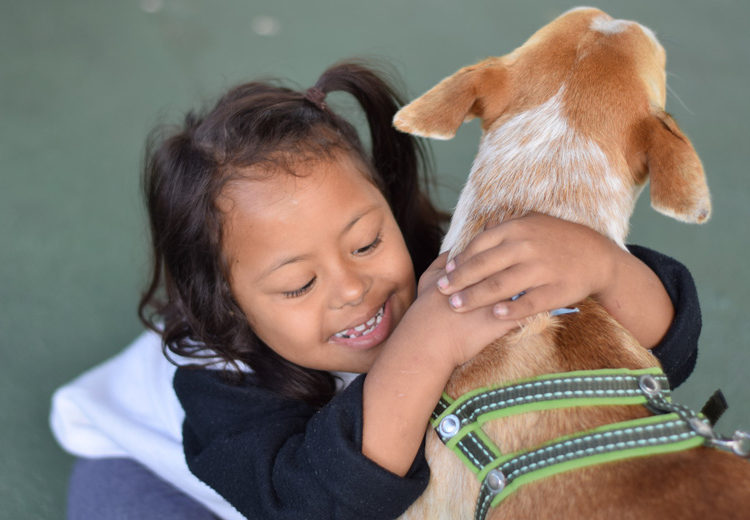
[139,60,447,408]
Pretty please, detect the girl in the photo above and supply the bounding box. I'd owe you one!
[55,61,699,519]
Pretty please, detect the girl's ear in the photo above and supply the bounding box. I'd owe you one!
[393,58,510,140]
[646,110,711,223]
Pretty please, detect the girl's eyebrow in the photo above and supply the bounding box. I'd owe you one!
[339,205,379,237]
[262,205,381,278]
[266,254,311,275]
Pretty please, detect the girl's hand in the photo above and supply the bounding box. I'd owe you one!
[433,213,673,348]
[435,213,615,318]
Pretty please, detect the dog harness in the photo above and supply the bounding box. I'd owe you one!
[430,367,750,520]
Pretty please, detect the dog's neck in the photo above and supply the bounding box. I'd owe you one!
[441,87,639,257]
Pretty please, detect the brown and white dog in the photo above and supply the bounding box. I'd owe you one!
[394,7,750,519]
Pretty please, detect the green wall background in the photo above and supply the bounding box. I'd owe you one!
[2,0,748,517]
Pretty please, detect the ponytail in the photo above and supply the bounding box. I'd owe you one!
[313,61,447,276]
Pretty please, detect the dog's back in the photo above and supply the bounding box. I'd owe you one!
[395,7,749,519]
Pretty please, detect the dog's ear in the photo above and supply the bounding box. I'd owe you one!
[393,59,510,140]
[646,110,711,223]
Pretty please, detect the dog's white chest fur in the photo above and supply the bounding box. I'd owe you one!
[441,88,634,256]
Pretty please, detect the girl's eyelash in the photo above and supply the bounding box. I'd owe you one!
[354,233,382,255]
[283,277,316,298]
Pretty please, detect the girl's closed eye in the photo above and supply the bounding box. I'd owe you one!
[354,233,382,256]
[281,233,381,298]
[283,277,316,298]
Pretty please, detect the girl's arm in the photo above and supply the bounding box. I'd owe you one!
[438,214,701,386]
[363,254,519,475]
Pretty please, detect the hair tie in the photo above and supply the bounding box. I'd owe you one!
[304,87,327,111]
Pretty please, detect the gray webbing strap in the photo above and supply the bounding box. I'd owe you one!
[441,370,670,432]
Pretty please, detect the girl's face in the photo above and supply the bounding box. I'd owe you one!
[220,153,416,373]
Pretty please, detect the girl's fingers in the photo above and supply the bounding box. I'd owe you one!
[492,284,577,320]
[444,263,538,312]
[440,216,546,294]
[438,242,520,295]
[449,222,515,268]
[418,252,450,294]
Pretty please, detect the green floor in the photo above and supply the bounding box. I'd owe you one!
[2,0,749,517]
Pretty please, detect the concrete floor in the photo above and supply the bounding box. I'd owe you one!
[2,0,749,517]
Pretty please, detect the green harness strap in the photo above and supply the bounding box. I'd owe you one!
[430,368,669,474]
[430,368,750,520]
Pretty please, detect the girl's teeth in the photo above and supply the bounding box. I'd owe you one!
[335,304,385,339]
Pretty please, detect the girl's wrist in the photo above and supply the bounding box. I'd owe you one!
[590,240,624,305]
[591,246,673,348]
[362,300,459,476]
[389,295,463,373]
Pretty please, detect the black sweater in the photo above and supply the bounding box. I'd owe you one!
[174,245,700,520]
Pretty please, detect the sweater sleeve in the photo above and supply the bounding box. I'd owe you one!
[627,245,701,389]
[174,369,429,520]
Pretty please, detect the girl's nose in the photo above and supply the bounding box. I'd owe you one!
[330,264,371,309]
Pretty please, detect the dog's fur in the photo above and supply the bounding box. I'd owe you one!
[394,7,750,519]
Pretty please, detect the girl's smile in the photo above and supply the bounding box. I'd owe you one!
[218,152,416,373]
[329,297,391,349]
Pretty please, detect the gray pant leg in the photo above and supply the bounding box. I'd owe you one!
[67,457,218,520]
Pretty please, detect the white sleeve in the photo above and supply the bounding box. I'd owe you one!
[49,330,246,520]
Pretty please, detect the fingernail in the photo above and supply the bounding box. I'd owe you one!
[437,276,450,291]
[494,304,508,317]
[449,294,463,309]
[445,260,456,273]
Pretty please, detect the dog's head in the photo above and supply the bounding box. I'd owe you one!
[395,7,710,249]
